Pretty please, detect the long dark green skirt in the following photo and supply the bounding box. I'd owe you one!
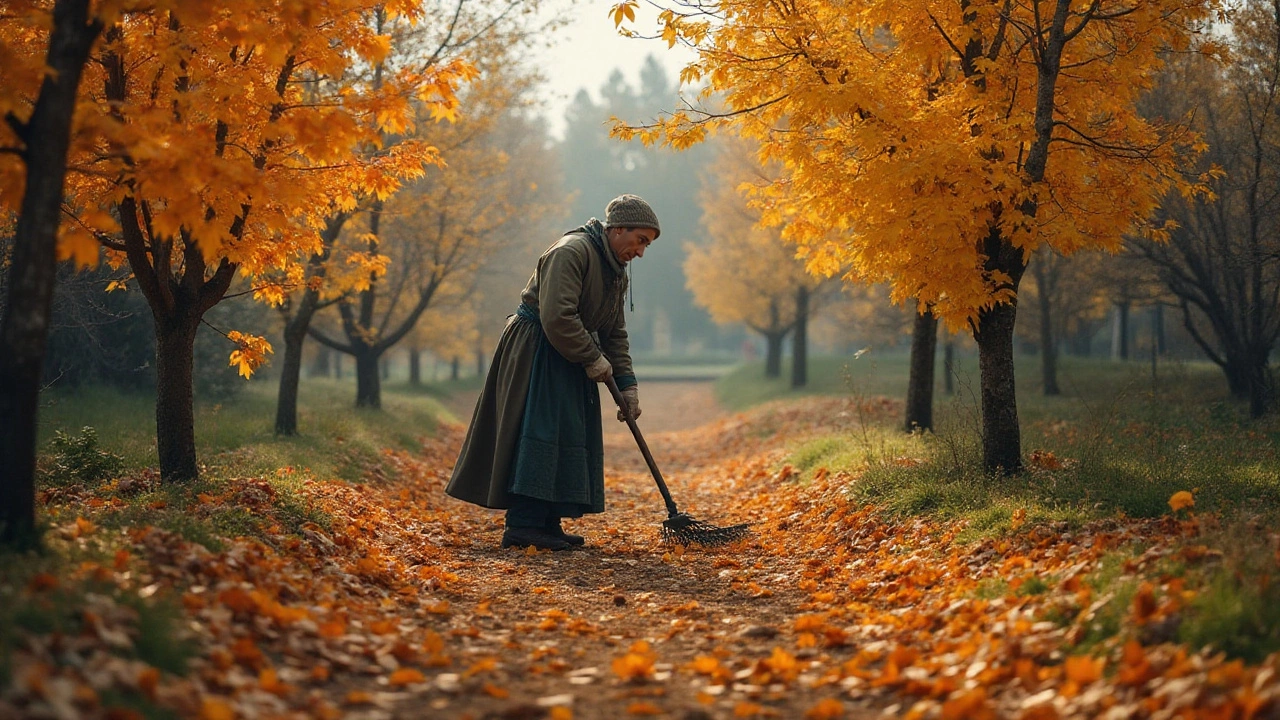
[507,315,605,517]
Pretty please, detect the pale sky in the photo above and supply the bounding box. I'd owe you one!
[531,1,699,139]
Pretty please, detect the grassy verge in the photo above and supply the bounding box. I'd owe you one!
[721,352,1279,522]
[40,378,449,478]
[721,350,1280,660]
[5,375,458,705]
[35,378,452,551]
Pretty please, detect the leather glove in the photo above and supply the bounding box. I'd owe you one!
[585,354,613,382]
[617,386,641,422]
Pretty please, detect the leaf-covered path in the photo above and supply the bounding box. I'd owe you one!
[7,384,1278,719]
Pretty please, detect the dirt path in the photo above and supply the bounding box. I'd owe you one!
[415,380,854,719]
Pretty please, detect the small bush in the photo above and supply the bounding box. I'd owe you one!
[41,427,124,486]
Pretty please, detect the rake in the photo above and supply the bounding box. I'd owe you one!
[603,376,752,546]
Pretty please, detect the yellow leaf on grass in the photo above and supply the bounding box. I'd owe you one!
[627,701,663,715]
[1168,491,1195,512]
[550,708,573,720]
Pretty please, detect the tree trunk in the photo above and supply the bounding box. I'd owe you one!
[764,332,784,378]
[154,315,200,482]
[1112,302,1131,361]
[975,301,1023,474]
[309,346,330,378]
[1152,304,1166,356]
[1035,263,1060,396]
[409,348,421,386]
[905,309,938,432]
[0,0,103,548]
[944,333,955,396]
[275,300,317,436]
[451,355,460,381]
[1248,352,1274,419]
[381,356,390,380]
[354,348,380,408]
[1224,358,1249,398]
[1069,324,1093,358]
[790,286,809,389]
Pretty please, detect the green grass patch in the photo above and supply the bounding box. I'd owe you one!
[35,376,452,550]
[1177,518,1280,662]
[730,353,1279,534]
[717,354,907,411]
[386,375,483,408]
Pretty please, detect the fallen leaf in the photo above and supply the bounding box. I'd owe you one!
[1168,490,1195,512]
[388,668,426,686]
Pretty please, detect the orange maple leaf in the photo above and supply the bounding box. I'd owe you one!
[612,641,657,682]
[1064,655,1104,684]
[388,668,426,686]
[1168,490,1195,512]
[805,697,845,719]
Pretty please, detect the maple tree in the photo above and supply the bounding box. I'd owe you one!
[615,0,1220,472]
[271,1,531,436]
[0,0,106,547]
[310,58,556,408]
[686,136,835,383]
[53,3,471,481]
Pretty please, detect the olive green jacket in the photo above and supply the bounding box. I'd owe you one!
[445,220,635,510]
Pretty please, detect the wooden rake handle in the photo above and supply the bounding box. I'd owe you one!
[603,375,680,518]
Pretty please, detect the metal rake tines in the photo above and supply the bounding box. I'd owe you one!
[661,516,753,547]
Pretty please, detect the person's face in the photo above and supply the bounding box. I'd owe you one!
[608,227,657,264]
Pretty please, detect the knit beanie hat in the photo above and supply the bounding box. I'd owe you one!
[604,194,661,238]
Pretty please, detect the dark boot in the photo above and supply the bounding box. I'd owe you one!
[545,518,585,546]
[501,526,571,551]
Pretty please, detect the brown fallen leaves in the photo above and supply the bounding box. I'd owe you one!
[4,394,1279,719]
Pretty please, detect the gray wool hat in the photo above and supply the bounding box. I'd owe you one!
[603,194,661,238]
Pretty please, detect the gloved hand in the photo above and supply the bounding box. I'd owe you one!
[617,386,641,422]
[585,354,613,382]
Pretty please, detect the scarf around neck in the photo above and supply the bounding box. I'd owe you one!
[570,218,629,314]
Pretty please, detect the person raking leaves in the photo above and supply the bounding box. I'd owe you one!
[445,195,659,551]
